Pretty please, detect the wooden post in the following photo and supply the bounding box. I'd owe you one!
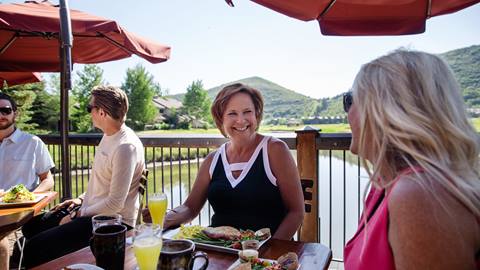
[295,127,319,242]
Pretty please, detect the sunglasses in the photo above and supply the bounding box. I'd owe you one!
[343,92,353,113]
[0,106,13,116]
[86,104,97,113]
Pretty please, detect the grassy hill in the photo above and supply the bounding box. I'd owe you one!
[172,77,319,121]
[441,45,480,90]
[317,45,480,114]
[441,45,480,107]
[171,45,480,119]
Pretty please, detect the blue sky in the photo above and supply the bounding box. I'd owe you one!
[4,0,480,98]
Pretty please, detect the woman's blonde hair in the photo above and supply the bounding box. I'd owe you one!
[353,49,480,218]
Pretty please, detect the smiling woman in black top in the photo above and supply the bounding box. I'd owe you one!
[144,83,304,239]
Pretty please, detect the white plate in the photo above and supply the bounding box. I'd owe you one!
[163,226,271,254]
[0,194,47,208]
[64,263,103,270]
[227,258,301,270]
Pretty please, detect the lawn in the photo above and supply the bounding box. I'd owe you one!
[138,118,480,135]
[138,123,352,135]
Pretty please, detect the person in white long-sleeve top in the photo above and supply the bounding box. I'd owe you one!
[16,85,145,268]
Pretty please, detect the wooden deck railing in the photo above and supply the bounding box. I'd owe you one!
[38,130,356,261]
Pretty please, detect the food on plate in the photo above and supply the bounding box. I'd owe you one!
[254,228,271,241]
[238,249,259,263]
[232,262,252,270]
[203,226,241,240]
[172,224,204,240]
[172,225,271,250]
[277,252,299,270]
[232,251,299,270]
[2,184,35,203]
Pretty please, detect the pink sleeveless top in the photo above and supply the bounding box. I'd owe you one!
[344,167,480,269]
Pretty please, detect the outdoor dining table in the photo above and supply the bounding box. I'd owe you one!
[31,237,332,269]
[0,191,58,238]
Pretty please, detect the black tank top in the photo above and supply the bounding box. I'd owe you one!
[207,138,287,234]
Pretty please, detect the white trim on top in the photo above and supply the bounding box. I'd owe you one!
[262,137,278,186]
[222,136,269,188]
[209,149,221,178]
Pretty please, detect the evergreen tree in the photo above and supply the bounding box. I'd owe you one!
[29,81,60,133]
[182,80,212,124]
[72,65,104,132]
[122,64,158,130]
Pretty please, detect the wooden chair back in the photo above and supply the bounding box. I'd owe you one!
[136,169,148,225]
[301,178,313,213]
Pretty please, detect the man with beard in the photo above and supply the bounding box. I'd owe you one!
[0,92,54,192]
[0,92,55,270]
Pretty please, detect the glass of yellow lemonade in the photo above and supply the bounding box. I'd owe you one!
[148,193,168,228]
[133,223,162,270]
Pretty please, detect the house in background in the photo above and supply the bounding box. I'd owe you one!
[152,96,183,122]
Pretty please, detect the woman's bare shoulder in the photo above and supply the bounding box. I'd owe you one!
[267,137,289,153]
[388,173,480,269]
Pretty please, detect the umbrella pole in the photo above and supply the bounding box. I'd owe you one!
[59,0,73,201]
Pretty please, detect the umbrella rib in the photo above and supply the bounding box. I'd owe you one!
[96,32,135,55]
[427,0,432,18]
[0,32,18,55]
[0,28,59,39]
[319,0,336,19]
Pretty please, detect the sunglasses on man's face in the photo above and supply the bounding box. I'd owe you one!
[86,104,97,113]
[0,107,13,116]
[343,92,353,113]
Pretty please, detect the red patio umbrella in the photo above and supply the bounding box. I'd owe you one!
[0,0,171,200]
[225,0,480,35]
[0,71,42,87]
[0,0,170,71]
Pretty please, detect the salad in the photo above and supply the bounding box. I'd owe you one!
[2,184,35,203]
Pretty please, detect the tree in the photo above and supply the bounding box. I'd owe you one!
[29,80,60,133]
[122,64,158,130]
[72,65,104,132]
[182,80,211,124]
[1,83,38,132]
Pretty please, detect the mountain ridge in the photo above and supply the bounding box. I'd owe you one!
[170,45,480,120]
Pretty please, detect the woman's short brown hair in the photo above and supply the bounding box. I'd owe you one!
[211,83,264,137]
[91,85,129,121]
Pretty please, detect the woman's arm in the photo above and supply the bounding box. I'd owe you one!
[388,175,480,270]
[268,138,305,240]
[161,151,216,230]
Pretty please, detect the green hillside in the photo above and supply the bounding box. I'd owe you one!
[441,45,480,90]
[441,45,480,107]
[172,77,319,121]
[171,45,480,120]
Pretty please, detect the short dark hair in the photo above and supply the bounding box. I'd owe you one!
[211,83,264,137]
[91,85,129,121]
[0,92,17,111]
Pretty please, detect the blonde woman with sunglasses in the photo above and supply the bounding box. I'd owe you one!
[343,50,480,270]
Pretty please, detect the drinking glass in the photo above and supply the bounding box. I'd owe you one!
[148,193,168,227]
[133,223,163,270]
[92,214,122,232]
